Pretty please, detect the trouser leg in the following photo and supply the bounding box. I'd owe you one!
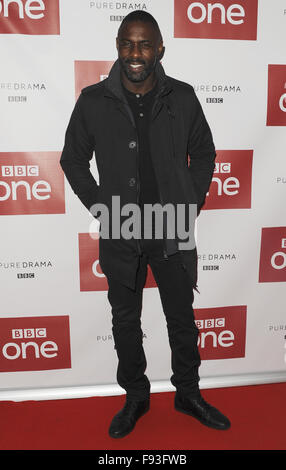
[106,253,150,400]
[148,250,201,397]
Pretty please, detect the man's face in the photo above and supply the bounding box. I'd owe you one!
[116,21,163,83]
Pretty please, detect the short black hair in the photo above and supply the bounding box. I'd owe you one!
[117,10,162,42]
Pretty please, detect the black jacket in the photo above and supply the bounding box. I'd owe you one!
[60,59,216,290]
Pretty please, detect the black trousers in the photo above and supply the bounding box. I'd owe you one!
[106,239,201,401]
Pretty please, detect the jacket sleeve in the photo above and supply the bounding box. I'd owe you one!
[60,92,99,214]
[187,89,216,213]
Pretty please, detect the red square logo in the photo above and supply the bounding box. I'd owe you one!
[0,316,71,372]
[194,305,247,360]
[78,233,157,291]
[266,65,286,126]
[259,227,286,283]
[0,0,60,35]
[174,0,258,40]
[79,233,108,292]
[202,150,253,210]
[74,60,114,101]
[0,152,65,215]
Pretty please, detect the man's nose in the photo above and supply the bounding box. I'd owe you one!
[129,43,142,60]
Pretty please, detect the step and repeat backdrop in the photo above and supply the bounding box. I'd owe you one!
[0,0,286,399]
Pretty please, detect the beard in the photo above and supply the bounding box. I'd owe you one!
[119,56,158,83]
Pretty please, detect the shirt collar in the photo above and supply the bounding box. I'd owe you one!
[121,80,159,100]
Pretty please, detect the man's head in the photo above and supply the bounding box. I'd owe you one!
[116,11,164,84]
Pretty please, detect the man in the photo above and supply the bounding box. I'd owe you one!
[60,11,231,438]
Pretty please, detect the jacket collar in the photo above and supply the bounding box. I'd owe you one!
[104,58,173,102]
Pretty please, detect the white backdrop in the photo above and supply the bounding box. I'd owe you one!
[0,0,286,401]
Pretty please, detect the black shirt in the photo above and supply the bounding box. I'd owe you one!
[122,81,164,249]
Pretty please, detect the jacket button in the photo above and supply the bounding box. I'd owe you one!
[129,140,137,149]
[129,177,136,187]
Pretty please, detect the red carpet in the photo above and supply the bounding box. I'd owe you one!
[0,382,285,450]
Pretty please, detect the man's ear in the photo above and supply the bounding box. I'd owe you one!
[158,45,165,61]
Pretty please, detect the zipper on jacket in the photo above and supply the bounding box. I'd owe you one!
[167,106,176,160]
[157,189,169,260]
[162,200,169,259]
[135,135,142,256]
[150,101,180,260]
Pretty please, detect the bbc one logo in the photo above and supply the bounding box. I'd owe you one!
[0,152,65,215]
[0,0,60,35]
[0,316,71,372]
[267,65,286,126]
[259,227,286,283]
[78,232,156,291]
[78,233,108,292]
[174,0,258,40]
[195,305,247,360]
[203,150,253,210]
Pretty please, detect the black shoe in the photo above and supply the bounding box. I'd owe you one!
[174,392,231,430]
[108,398,150,439]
